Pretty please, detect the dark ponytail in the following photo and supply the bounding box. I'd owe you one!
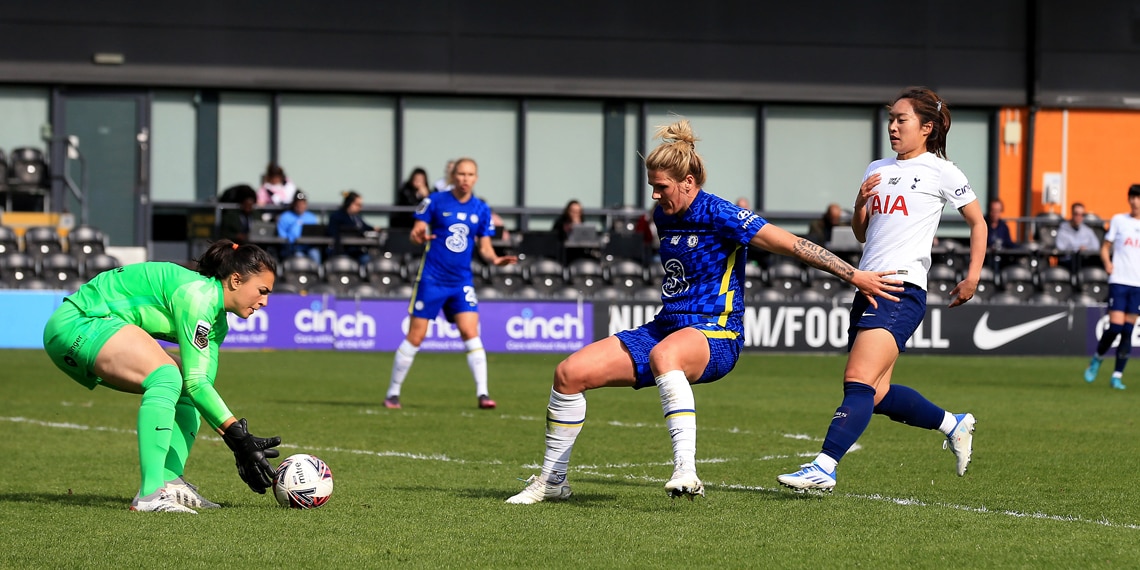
[196,240,277,281]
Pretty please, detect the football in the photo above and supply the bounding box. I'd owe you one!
[273,453,334,509]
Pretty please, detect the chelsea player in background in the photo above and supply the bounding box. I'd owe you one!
[384,157,517,410]
[778,86,987,493]
[506,119,904,504]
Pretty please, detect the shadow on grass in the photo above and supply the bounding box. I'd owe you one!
[0,491,134,510]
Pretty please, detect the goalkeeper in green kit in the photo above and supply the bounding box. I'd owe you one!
[42,240,282,513]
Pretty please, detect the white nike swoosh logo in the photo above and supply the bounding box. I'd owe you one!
[862,312,874,317]
[972,311,1067,350]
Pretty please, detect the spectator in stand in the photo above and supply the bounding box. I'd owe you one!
[553,200,584,243]
[433,159,456,192]
[257,163,297,206]
[276,191,321,264]
[806,203,844,246]
[393,168,432,229]
[985,198,1017,249]
[327,190,376,265]
[219,185,257,245]
[1056,202,1101,254]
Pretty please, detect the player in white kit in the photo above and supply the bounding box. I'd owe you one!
[778,86,988,492]
[1083,184,1140,390]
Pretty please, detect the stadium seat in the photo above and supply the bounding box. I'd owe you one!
[476,285,501,300]
[23,226,63,258]
[1069,292,1101,306]
[1034,212,1063,249]
[607,259,647,295]
[986,292,1024,305]
[928,279,956,298]
[0,252,38,286]
[66,225,108,259]
[1038,266,1073,299]
[796,289,829,303]
[82,253,122,278]
[999,265,1036,300]
[1077,266,1109,301]
[553,286,583,300]
[526,258,566,296]
[381,229,424,262]
[928,264,958,282]
[487,262,526,292]
[40,253,81,284]
[766,259,804,298]
[303,282,343,297]
[567,258,605,295]
[18,278,52,290]
[592,286,624,301]
[513,286,542,299]
[9,147,47,187]
[1028,291,1063,305]
[0,226,19,255]
[367,256,405,286]
[805,266,842,295]
[750,287,790,304]
[323,255,363,288]
[281,255,322,291]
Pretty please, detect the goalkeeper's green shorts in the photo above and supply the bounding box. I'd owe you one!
[43,299,128,390]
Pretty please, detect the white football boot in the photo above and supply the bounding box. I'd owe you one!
[505,474,572,504]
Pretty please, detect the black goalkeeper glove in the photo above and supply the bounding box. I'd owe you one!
[222,418,282,494]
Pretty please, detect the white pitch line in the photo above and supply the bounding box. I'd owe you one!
[11,416,1136,530]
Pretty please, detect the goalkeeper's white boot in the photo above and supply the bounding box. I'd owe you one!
[943,413,976,476]
[130,490,198,514]
[505,474,572,504]
[165,477,221,509]
[664,461,704,499]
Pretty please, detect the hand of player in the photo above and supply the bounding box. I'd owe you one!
[410,226,435,245]
[851,269,903,309]
[947,277,978,308]
[854,173,881,210]
[494,255,518,266]
[222,418,281,494]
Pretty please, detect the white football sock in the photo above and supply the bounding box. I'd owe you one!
[387,339,419,398]
[655,370,696,468]
[465,337,489,396]
[814,453,838,473]
[541,389,586,483]
[937,411,957,435]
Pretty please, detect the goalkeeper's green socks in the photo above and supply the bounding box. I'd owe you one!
[137,365,181,496]
[163,394,201,483]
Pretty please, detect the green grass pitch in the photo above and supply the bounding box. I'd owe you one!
[1,348,1137,568]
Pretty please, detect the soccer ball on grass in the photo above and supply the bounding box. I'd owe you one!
[273,453,334,509]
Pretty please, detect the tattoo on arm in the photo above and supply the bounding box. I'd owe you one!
[790,238,856,281]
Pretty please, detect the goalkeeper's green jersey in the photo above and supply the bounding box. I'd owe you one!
[66,262,234,428]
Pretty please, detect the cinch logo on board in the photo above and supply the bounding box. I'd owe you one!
[295,301,377,338]
[228,310,268,332]
[506,308,585,340]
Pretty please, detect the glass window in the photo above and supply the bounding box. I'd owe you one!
[403,97,518,212]
[151,90,197,202]
[765,106,875,232]
[525,100,604,210]
[0,86,50,157]
[218,92,271,195]
[279,94,395,215]
[645,103,756,207]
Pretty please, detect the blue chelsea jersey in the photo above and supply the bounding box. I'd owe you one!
[414,190,495,285]
[652,190,767,334]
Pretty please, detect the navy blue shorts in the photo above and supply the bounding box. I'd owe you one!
[409,279,477,322]
[615,319,743,389]
[848,283,926,352]
[1107,283,1140,314]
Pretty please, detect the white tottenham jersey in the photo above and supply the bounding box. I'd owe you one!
[857,152,976,290]
[1104,213,1140,287]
